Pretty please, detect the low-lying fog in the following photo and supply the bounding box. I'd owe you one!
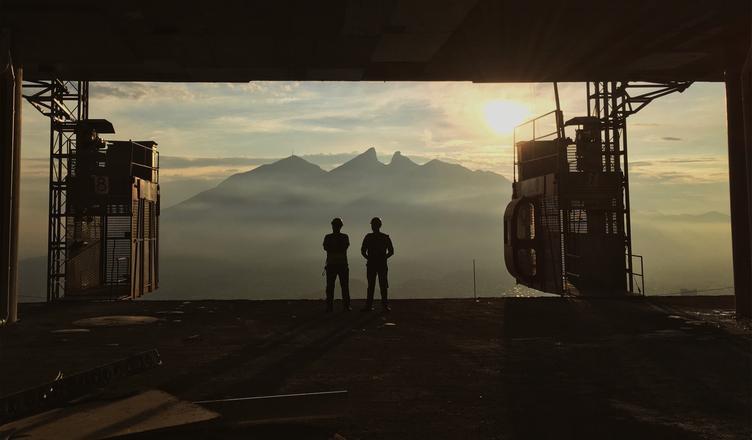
[18,149,734,301]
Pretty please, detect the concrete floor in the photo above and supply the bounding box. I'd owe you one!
[0,296,750,439]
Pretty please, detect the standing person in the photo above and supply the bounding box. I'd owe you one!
[361,217,394,311]
[323,218,351,312]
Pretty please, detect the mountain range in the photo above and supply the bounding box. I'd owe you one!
[16,148,734,301]
[154,148,514,300]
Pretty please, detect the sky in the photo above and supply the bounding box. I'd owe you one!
[18,80,731,259]
[20,80,729,175]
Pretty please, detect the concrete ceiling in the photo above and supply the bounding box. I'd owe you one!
[2,0,749,82]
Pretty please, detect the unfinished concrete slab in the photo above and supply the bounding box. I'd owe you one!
[0,297,749,439]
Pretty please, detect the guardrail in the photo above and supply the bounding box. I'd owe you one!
[629,254,645,295]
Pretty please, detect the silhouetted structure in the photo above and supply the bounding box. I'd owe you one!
[23,80,89,301]
[323,218,350,311]
[52,119,159,299]
[361,217,394,311]
[504,82,689,296]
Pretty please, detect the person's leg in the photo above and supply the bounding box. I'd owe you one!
[340,266,351,309]
[364,265,376,310]
[325,268,336,312]
[378,267,389,309]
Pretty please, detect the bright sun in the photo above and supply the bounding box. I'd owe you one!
[483,100,531,135]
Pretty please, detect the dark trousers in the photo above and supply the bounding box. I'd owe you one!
[366,264,389,306]
[326,265,350,308]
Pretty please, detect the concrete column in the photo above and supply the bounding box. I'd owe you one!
[0,28,20,324]
[727,67,752,319]
[9,65,20,322]
[0,52,20,324]
[742,41,752,319]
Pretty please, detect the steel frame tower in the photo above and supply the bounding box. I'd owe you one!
[24,80,89,301]
[586,81,692,293]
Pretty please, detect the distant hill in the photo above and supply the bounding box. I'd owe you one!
[154,149,514,300]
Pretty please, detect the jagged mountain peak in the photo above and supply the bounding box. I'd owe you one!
[362,146,377,159]
[331,147,385,173]
[349,147,379,163]
[389,151,418,169]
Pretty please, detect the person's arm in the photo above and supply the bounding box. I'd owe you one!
[386,235,395,259]
[361,236,368,260]
[323,235,330,251]
[345,234,350,250]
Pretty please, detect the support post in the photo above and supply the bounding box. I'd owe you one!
[745,38,752,319]
[9,65,21,322]
[726,67,752,319]
[0,42,20,324]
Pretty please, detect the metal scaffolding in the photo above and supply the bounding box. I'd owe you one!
[506,82,693,297]
[23,80,89,301]
[586,81,692,294]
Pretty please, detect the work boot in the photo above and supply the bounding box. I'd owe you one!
[344,303,352,311]
[382,303,391,312]
[361,304,374,312]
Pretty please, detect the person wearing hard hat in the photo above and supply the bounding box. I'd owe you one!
[360,217,395,312]
[323,217,351,312]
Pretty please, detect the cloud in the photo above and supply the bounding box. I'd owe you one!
[161,156,275,169]
[661,136,683,141]
[90,82,199,101]
[631,157,720,167]
[630,170,716,184]
[628,155,727,184]
[91,83,150,99]
[20,158,48,177]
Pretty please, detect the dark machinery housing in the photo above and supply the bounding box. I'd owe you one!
[504,113,632,295]
[505,82,691,296]
[23,80,161,301]
[65,119,160,299]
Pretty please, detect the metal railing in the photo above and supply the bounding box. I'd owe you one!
[629,254,645,295]
[512,110,564,183]
[128,140,160,184]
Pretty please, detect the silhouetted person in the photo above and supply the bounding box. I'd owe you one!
[361,217,394,311]
[323,217,351,312]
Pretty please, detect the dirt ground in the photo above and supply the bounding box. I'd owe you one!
[1,296,750,439]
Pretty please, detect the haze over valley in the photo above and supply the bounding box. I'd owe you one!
[18,148,734,300]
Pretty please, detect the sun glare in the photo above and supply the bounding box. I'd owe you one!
[483,100,531,135]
